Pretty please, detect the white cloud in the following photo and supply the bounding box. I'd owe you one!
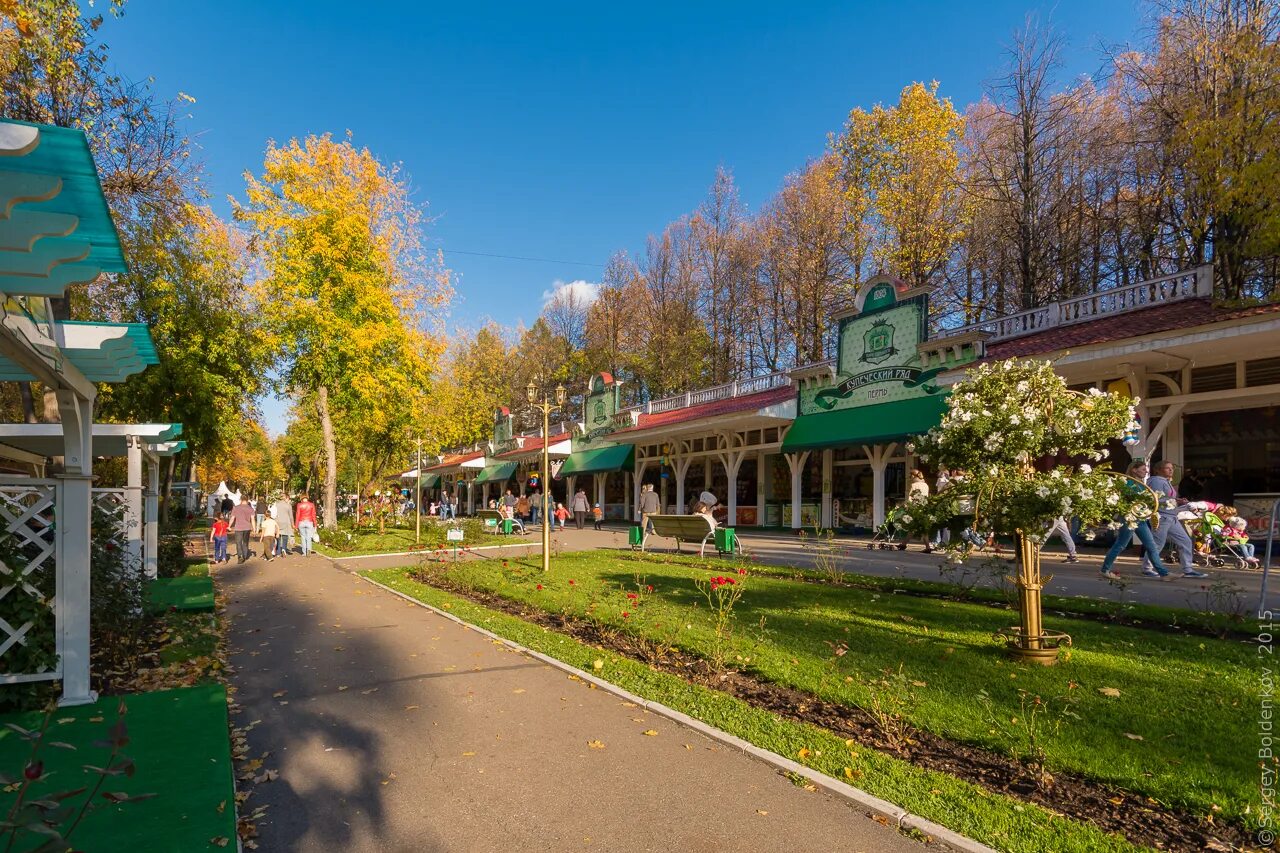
[541,278,600,307]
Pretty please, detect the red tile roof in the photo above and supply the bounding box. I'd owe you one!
[494,432,571,459]
[425,450,485,472]
[985,298,1280,360]
[613,385,795,435]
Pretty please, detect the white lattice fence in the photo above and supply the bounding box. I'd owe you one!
[0,480,61,684]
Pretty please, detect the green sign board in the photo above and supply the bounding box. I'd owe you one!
[574,372,621,451]
[492,407,514,450]
[798,279,942,416]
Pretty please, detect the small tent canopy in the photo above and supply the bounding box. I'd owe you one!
[212,481,233,498]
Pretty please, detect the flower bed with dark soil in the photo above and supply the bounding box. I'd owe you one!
[397,559,1253,853]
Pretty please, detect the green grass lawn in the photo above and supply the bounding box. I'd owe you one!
[0,685,237,852]
[365,570,1150,853]
[314,520,536,556]
[369,550,1258,829]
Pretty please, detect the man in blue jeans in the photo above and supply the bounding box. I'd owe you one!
[1142,460,1208,578]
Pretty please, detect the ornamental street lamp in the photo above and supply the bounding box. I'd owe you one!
[415,436,423,546]
[527,379,567,573]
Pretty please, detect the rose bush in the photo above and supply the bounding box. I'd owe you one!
[900,359,1153,543]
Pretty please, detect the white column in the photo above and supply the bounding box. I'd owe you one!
[125,436,144,576]
[633,460,649,518]
[756,452,767,525]
[594,473,605,508]
[674,456,693,515]
[55,389,95,707]
[703,461,711,491]
[567,475,577,504]
[481,483,489,509]
[144,456,160,581]
[718,448,746,527]
[784,451,810,530]
[624,471,632,520]
[864,442,898,528]
[821,448,834,530]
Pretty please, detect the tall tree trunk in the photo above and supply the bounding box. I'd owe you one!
[18,383,38,424]
[317,384,339,527]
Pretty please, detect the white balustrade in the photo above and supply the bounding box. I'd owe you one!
[939,265,1213,344]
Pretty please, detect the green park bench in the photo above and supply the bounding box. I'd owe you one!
[476,508,523,535]
[641,514,739,557]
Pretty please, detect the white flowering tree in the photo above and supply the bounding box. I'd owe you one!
[902,359,1153,664]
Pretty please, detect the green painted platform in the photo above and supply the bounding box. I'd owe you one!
[0,684,237,851]
[145,576,215,613]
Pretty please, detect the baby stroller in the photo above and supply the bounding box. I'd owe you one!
[1178,502,1248,568]
[868,514,905,550]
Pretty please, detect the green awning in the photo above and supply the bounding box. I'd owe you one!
[0,120,127,273]
[473,461,517,484]
[782,395,948,451]
[559,444,635,476]
[419,473,441,488]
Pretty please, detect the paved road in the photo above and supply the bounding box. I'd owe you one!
[340,524,1278,613]
[219,553,931,852]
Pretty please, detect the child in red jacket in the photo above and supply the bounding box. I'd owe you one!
[209,514,229,564]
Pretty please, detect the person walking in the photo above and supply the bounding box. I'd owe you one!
[516,492,530,522]
[439,490,454,521]
[259,512,280,561]
[220,493,234,516]
[1142,460,1208,578]
[502,489,518,513]
[295,493,318,557]
[1100,461,1170,579]
[529,489,542,525]
[592,503,604,530]
[1046,516,1079,563]
[571,488,590,529]
[254,496,269,535]
[209,513,229,564]
[554,502,569,530]
[639,483,661,533]
[228,496,256,563]
[273,493,295,557]
[905,469,931,552]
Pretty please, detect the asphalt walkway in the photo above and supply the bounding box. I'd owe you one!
[219,551,930,852]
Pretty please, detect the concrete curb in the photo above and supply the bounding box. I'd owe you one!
[357,573,996,853]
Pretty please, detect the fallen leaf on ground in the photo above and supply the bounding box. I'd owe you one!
[1123,733,1144,741]
[462,751,476,757]
[404,705,420,711]
[361,688,378,695]
[512,688,526,694]
[272,691,287,698]
[1098,687,1121,698]
[642,729,658,737]
[337,686,349,691]
[587,740,606,749]
[756,809,768,816]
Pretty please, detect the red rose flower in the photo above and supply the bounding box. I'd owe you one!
[646,585,654,592]
[569,580,575,585]
[536,584,543,590]
[622,612,630,618]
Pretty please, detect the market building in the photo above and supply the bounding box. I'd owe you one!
[429,265,1280,536]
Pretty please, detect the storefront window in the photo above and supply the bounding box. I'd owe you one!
[1184,406,1280,502]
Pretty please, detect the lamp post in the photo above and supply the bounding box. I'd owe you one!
[415,436,423,545]
[527,379,567,573]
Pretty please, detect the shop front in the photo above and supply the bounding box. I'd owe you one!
[781,276,975,529]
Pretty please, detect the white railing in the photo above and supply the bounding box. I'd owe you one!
[645,370,793,415]
[0,479,61,685]
[938,265,1213,344]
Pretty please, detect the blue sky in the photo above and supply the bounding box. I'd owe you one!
[105,0,1145,432]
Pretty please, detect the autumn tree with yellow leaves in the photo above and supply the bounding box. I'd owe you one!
[236,133,450,526]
